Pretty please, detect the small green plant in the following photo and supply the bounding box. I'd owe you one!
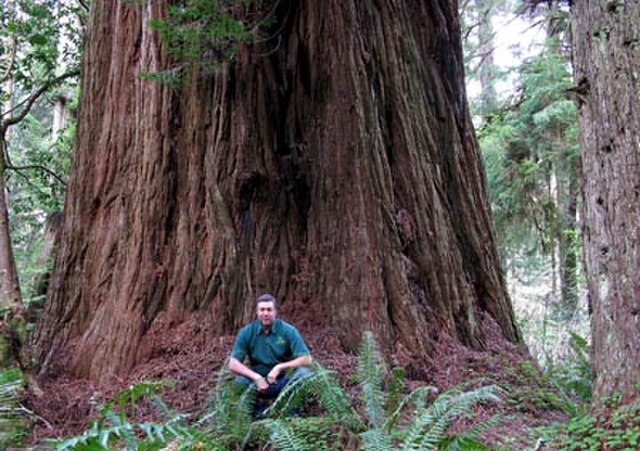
[503,336,593,419]
[542,399,640,450]
[53,380,207,450]
[196,366,260,448]
[545,332,592,410]
[503,360,571,414]
[0,368,29,449]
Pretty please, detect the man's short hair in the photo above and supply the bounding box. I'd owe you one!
[256,293,277,309]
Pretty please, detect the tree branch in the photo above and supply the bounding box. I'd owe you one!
[5,164,67,187]
[76,0,90,12]
[1,69,80,132]
[0,37,17,84]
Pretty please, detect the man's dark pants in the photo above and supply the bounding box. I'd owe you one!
[235,367,312,417]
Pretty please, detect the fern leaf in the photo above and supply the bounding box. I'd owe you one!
[383,385,438,432]
[399,385,502,450]
[273,363,360,425]
[259,418,313,451]
[360,427,393,451]
[358,331,386,428]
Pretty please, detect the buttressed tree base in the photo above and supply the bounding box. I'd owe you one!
[35,0,521,382]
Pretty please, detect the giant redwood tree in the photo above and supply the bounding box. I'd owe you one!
[571,1,640,402]
[34,0,521,382]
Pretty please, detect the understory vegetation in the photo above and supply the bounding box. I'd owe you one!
[47,332,506,450]
[2,331,636,450]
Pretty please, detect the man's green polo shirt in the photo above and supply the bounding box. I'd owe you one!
[231,319,310,377]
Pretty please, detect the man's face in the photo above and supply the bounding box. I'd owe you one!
[256,300,277,328]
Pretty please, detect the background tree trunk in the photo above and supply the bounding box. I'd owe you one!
[475,0,499,117]
[0,133,25,368]
[35,0,521,382]
[0,140,22,311]
[571,1,640,403]
[558,167,578,320]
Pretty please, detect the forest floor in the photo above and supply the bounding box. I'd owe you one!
[23,312,569,449]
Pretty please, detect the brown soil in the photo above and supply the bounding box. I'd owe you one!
[23,312,567,448]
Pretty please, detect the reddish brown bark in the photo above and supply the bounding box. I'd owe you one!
[35,0,521,382]
[571,1,640,403]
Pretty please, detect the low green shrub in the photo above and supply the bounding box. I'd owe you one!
[542,399,640,450]
[0,367,29,449]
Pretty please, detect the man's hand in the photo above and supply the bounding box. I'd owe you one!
[229,357,270,391]
[267,364,282,384]
[255,377,269,392]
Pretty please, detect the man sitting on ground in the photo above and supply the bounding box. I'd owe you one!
[229,293,312,406]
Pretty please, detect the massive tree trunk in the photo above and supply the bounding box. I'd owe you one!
[35,0,521,382]
[571,2,640,402]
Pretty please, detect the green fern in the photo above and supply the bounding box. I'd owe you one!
[386,366,405,415]
[352,332,502,450]
[0,368,28,449]
[383,385,439,432]
[263,419,306,450]
[360,427,393,451]
[53,380,204,451]
[197,366,257,447]
[399,385,502,450]
[440,414,504,450]
[258,416,340,450]
[358,331,387,428]
[50,334,504,450]
[265,363,359,425]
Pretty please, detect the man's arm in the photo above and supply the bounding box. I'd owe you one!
[266,355,312,384]
[229,357,269,391]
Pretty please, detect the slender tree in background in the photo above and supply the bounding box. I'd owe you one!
[0,0,81,367]
[473,0,500,117]
[35,0,521,382]
[571,1,640,403]
[520,0,579,322]
[478,41,579,365]
[461,0,510,119]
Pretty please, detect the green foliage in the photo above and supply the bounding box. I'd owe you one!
[502,334,592,420]
[503,358,589,418]
[53,380,208,451]
[357,331,386,428]
[144,0,272,81]
[0,368,29,449]
[504,360,572,413]
[197,366,257,447]
[257,333,503,450]
[353,332,503,450]
[1,0,82,309]
[0,0,83,90]
[478,37,579,268]
[544,332,592,411]
[8,98,77,304]
[264,363,359,425]
[398,384,502,450]
[258,416,342,451]
[542,400,640,450]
